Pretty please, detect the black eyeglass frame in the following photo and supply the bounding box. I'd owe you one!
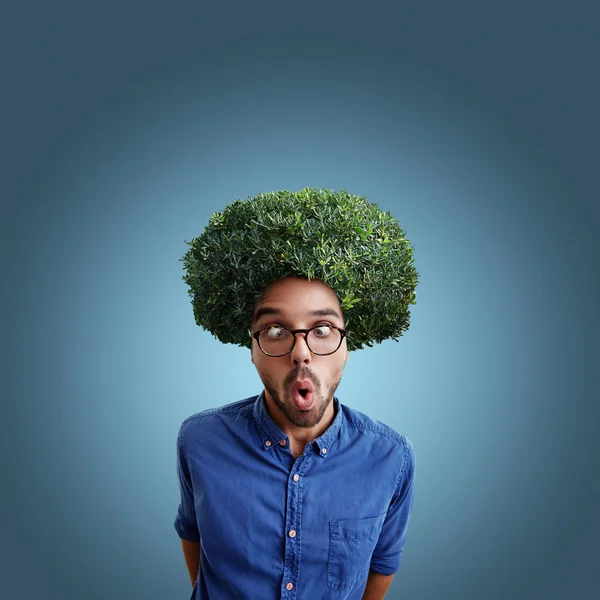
[248,324,349,357]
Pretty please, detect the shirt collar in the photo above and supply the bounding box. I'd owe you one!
[252,389,344,458]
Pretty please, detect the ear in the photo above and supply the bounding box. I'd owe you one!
[250,347,255,365]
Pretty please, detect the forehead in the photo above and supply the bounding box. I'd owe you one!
[252,277,344,325]
[253,305,343,325]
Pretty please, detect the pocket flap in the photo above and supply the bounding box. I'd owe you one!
[330,513,387,540]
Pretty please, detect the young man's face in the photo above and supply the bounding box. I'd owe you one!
[250,276,350,429]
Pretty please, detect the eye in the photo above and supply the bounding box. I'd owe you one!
[265,326,286,338]
[312,324,332,337]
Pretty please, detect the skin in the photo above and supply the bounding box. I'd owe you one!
[250,275,350,458]
[182,276,394,598]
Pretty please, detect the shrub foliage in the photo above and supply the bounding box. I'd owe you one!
[180,188,420,351]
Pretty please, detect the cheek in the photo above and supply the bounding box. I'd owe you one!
[331,358,346,379]
[321,361,343,384]
[256,360,285,385]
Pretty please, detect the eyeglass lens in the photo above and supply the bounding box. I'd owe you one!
[259,325,341,356]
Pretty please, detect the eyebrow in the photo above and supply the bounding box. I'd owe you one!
[253,306,343,325]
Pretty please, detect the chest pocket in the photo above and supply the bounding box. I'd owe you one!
[327,513,387,591]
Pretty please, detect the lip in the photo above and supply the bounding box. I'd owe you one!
[292,379,314,394]
[290,379,315,411]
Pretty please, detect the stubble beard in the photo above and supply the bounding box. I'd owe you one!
[264,370,343,429]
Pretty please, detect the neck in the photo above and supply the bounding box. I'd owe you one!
[264,392,336,451]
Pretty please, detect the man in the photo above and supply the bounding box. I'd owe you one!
[175,188,418,599]
[175,275,416,599]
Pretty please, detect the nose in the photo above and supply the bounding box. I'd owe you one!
[289,332,311,365]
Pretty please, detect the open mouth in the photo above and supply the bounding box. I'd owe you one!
[291,380,314,409]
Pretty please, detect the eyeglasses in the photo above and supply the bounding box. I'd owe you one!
[248,324,348,357]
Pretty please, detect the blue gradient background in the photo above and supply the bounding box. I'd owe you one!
[2,1,598,599]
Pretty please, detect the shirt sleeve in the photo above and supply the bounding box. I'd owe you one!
[369,436,416,575]
[174,424,201,542]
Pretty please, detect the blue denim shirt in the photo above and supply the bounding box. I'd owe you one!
[174,391,415,599]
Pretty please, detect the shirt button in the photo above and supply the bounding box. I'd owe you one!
[321,447,327,454]
[265,440,272,447]
[286,582,293,590]
[293,473,299,481]
[288,529,296,538]
[279,439,287,446]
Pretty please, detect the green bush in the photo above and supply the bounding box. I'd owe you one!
[180,188,420,351]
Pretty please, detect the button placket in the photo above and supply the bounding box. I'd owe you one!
[281,454,309,596]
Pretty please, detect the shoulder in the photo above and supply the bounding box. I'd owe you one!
[340,402,405,443]
[177,395,257,450]
[339,402,415,467]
